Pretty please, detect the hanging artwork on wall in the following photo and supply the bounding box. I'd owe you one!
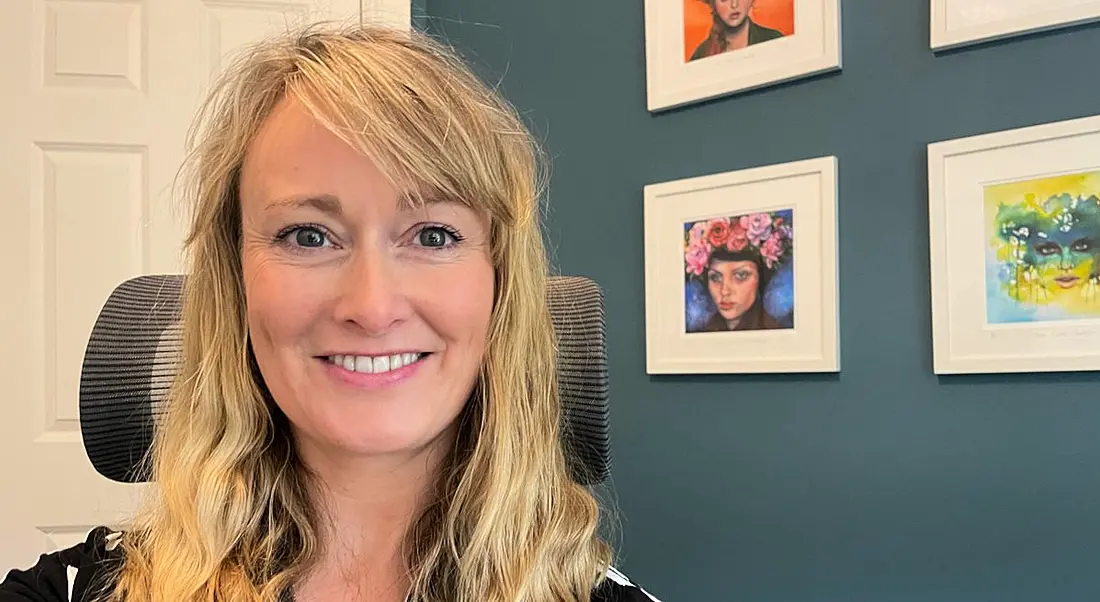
[928,114,1100,374]
[930,0,1100,50]
[643,0,841,112]
[643,156,839,374]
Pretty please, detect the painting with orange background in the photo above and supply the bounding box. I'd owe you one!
[684,0,795,62]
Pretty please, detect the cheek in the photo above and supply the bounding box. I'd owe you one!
[242,249,324,350]
[735,278,756,299]
[417,257,496,342]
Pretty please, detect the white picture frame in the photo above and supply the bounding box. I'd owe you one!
[643,156,840,374]
[930,0,1100,50]
[644,0,841,113]
[927,114,1100,375]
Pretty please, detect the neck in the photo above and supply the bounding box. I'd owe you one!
[294,429,456,601]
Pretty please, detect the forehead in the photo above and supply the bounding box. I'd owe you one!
[709,259,757,271]
[239,95,401,206]
[1031,228,1097,246]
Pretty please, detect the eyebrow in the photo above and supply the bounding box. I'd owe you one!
[265,192,466,218]
[267,194,343,217]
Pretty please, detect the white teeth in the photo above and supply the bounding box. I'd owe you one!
[330,353,422,375]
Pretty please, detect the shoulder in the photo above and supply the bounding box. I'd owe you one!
[750,20,785,41]
[690,39,715,61]
[0,527,123,602]
[592,566,664,602]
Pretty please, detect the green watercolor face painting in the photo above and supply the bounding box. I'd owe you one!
[985,170,1100,323]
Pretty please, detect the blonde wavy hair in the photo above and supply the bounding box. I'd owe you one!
[100,21,612,602]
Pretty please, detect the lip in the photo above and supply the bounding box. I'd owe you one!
[1054,275,1080,289]
[320,353,429,390]
[718,302,735,311]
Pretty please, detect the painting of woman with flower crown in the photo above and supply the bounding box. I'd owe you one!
[683,208,795,332]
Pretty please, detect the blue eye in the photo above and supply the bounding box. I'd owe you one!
[419,227,448,247]
[275,224,334,252]
[295,227,327,247]
[416,225,464,249]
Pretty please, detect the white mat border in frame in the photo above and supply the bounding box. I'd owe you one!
[927,113,1100,375]
[643,156,839,374]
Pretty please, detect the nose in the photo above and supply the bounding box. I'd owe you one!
[331,248,411,334]
[1058,250,1072,271]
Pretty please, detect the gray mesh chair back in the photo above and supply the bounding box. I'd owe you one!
[78,274,611,486]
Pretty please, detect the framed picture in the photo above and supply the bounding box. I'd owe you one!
[643,0,841,112]
[930,0,1100,50]
[643,156,839,374]
[928,114,1100,374]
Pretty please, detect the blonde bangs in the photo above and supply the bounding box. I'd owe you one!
[281,25,537,231]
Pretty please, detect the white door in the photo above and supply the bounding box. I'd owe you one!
[0,0,409,572]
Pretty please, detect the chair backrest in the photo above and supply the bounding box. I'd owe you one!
[78,274,612,486]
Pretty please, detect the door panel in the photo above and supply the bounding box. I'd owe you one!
[1,0,406,572]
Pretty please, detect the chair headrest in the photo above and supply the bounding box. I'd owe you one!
[79,275,611,486]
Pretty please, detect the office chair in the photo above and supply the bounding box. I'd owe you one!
[78,274,612,486]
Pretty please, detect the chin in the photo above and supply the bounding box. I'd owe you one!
[292,394,456,458]
[316,422,448,457]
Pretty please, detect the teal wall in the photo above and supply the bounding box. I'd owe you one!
[419,2,1100,600]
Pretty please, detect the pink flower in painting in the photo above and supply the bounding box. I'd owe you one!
[760,231,785,268]
[726,219,749,251]
[705,217,731,248]
[687,221,707,247]
[746,213,773,247]
[773,216,792,240]
[685,241,711,276]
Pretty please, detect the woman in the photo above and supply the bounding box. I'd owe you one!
[1,23,661,602]
[690,0,785,61]
[684,212,792,332]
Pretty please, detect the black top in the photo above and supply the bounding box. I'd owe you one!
[0,527,662,602]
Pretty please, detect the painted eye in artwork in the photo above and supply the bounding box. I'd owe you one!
[1071,238,1093,253]
[1034,242,1061,256]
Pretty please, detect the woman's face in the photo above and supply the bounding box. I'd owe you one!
[238,96,494,462]
[713,0,753,28]
[706,259,759,321]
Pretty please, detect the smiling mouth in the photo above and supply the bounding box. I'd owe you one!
[327,352,428,375]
